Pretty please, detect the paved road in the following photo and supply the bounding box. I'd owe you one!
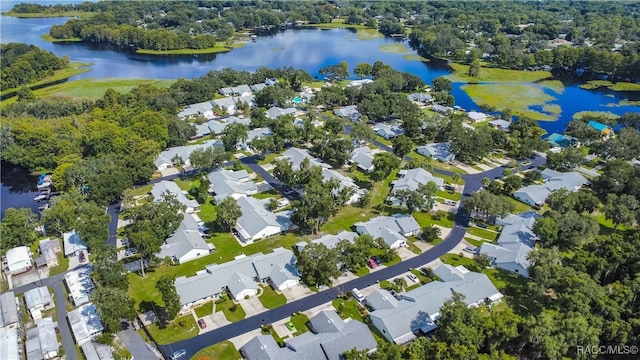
[118,322,160,360]
[50,280,79,360]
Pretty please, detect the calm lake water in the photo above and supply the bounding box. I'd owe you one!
[1,13,640,217]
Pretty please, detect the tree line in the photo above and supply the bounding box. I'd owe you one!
[1,43,68,89]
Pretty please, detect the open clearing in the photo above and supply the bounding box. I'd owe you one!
[461,83,557,120]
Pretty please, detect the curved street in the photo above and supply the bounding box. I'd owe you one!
[158,154,546,358]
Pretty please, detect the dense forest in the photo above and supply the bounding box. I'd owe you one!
[17,0,640,79]
[0,43,68,89]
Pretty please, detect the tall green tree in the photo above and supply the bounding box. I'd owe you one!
[296,242,340,287]
[392,134,413,159]
[156,276,181,321]
[189,146,231,171]
[216,197,242,231]
[0,207,39,254]
[221,122,249,152]
[91,287,136,333]
[371,152,400,181]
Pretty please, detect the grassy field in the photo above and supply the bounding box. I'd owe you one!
[258,285,287,309]
[189,341,240,360]
[137,42,245,55]
[1,62,91,98]
[403,54,429,62]
[378,43,409,54]
[194,301,213,318]
[305,19,371,30]
[446,63,552,83]
[3,78,176,106]
[290,313,310,335]
[461,83,558,121]
[2,10,93,18]
[435,189,462,201]
[580,80,640,92]
[413,210,456,228]
[538,80,565,94]
[466,226,499,241]
[41,34,82,42]
[542,104,562,116]
[144,313,199,345]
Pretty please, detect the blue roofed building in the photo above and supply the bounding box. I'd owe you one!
[587,120,614,139]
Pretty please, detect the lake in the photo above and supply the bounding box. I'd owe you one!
[1,14,639,217]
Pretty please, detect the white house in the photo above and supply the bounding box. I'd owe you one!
[68,303,104,345]
[158,214,214,264]
[266,106,297,119]
[387,168,443,207]
[234,197,291,244]
[374,123,403,139]
[467,111,488,123]
[349,146,375,173]
[24,286,55,318]
[63,230,87,258]
[416,142,455,162]
[354,215,420,249]
[321,168,364,204]
[278,147,330,170]
[64,267,95,307]
[4,246,32,275]
[26,317,59,360]
[208,169,258,202]
[0,292,19,329]
[154,139,223,171]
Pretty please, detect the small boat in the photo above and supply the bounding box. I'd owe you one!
[37,181,51,190]
[34,194,49,202]
[38,203,50,211]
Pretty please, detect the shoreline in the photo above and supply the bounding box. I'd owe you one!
[136,43,246,55]
[0,62,92,99]
[1,11,93,18]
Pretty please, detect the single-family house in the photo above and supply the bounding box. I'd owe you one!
[63,230,87,258]
[407,93,433,103]
[154,139,223,171]
[546,132,577,148]
[194,117,252,139]
[151,180,200,213]
[177,101,215,120]
[64,267,95,307]
[36,239,60,268]
[213,97,238,114]
[240,310,376,360]
[348,79,374,88]
[241,127,273,152]
[219,87,234,96]
[234,197,291,244]
[430,104,452,115]
[278,147,330,170]
[24,286,55,318]
[0,327,19,360]
[4,246,33,274]
[354,215,420,249]
[208,169,258,201]
[158,214,214,264]
[231,84,253,96]
[251,83,266,92]
[513,171,588,206]
[587,120,614,139]
[321,169,364,204]
[0,292,19,329]
[175,248,299,306]
[296,231,358,252]
[25,317,58,360]
[333,105,361,121]
[266,106,297,119]
[467,111,488,123]
[367,264,502,344]
[349,146,375,173]
[68,303,104,345]
[489,119,511,132]
[387,168,443,207]
[480,212,540,278]
[293,117,322,128]
[233,95,256,108]
[374,123,403,139]
[416,142,455,162]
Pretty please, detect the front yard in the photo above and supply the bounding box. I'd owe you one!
[189,341,240,360]
[332,298,365,322]
[258,285,287,309]
[142,313,198,345]
[215,296,246,322]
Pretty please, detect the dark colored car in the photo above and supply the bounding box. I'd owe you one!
[371,256,382,266]
[476,223,489,229]
[198,319,206,329]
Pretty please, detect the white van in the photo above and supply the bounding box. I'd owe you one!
[444,200,457,206]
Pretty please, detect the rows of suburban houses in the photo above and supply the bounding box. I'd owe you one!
[0,265,111,360]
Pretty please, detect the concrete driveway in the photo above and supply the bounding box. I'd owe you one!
[397,246,418,261]
[237,294,267,317]
[282,285,315,302]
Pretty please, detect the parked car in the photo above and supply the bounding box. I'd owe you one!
[444,185,455,191]
[367,258,378,268]
[476,223,489,229]
[352,288,365,302]
[197,319,206,329]
[464,246,479,254]
[171,349,187,360]
[407,273,419,283]
[371,256,382,266]
[285,321,297,331]
[419,267,431,277]
[78,251,86,263]
[444,200,457,206]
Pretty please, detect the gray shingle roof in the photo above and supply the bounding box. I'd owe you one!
[279,147,329,170]
[226,272,258,299]
[208,169,258,201]
[235,197,291,241]
[416,142,454,162]
[252,247,298,282]
[266,106,297,119]
[350,147,375,170]
[354,215,420,247]
[392,168,443,191]
[365,289,398,311]
[333,105,359,118]
[155,139,222,168]
[514,171,588,206]
[24,286,53,310]
[151,181,199,210]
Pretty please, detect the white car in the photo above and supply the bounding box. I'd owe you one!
[407,273,419,283]
[352,288,365,302]
[444,200,457,206]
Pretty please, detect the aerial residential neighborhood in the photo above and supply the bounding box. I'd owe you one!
[2,1,640,360]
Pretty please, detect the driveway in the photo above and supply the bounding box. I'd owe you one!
[118,322,161,360]
[282,285,315,302]
[237,294,267,318]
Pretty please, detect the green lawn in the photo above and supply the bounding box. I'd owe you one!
[40,34,82,42]
[410,269,432,284]
[143,313,199,345]
[48,253,69,276]
[580,80,640,92]
[406,238,422,254]
[252,189,280,200]
[466,227,499,241]
[446,62,552,83]
[258,285,287,309]
[258,153,279,165]
[189,341,240,360]
[332,298,364,322]
[464,237,490,247]
[136,43,245,55]
[507,197,535,213]
[194,301,213,318]
[130,184,152,197]
[215,297,246,322]
[435,189,461,201]
[305,19,371,30]
[405,283,421,291]
[356,28,384,40]
[2,77,175,105]
[403,54,429,62]
[1,62,92,99]
[290,313,310,335]
[413,210,456,228]
[354,266,370,276]
[320,205,372,233]
[375,136,393,147]
[461,83,558,121]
